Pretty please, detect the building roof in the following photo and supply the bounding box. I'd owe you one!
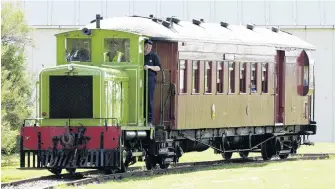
[83,16,316,51]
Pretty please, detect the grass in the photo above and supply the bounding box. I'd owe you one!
[64,157,335,189]
[1,143,335,185]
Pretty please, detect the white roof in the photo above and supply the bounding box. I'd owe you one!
[83,16,315,50]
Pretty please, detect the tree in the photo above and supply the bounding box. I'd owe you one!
[1,1,34,154]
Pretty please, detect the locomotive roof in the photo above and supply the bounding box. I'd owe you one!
[82,16,315,51]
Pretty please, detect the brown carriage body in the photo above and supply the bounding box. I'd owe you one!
[152,41,312,130]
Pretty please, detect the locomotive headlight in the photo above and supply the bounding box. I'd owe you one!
[68,64,74,71]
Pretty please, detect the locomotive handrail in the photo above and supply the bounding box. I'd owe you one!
[22,118,119,128]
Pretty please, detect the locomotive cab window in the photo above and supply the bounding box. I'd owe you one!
[250,63,257,93]
[65,38,91,62]
[104,38,130,63]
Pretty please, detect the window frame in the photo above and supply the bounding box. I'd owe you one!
[239,62,247,94]
[204,61,213,94]
[261,62,269,94]
[192,60,200,94]
[250,62,258,94]
[65,38,92,63]
[228,62,236,94]
[103,38,131,63]
[216,61,224,94]
[179,59,188,94]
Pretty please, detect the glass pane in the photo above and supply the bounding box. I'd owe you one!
[104,38,130,62]
[217,62,223,93]
[179,60,186,93]
[303,66,309,86]
[228,62,235,93]
[66,38,91,62]
[250,63,257,93]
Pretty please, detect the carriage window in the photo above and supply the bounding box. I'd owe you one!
[228,62,235,93]
[261,63,268,93]
[217,62,224,93]
[250,63,257,93]
[104,38,130,63]
[303,66,309,87]
[192,61,200,93]
[65,38,91,62]
[239,62,247,93]
[205,61,212,93]
[179,60,187,93]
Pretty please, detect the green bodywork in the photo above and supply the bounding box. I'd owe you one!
[37,29,150,128]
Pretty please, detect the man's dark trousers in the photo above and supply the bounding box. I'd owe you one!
[144,74,156,124]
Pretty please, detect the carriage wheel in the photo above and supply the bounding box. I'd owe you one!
[261,139,275,161]
[158,156,170,169]
[145,155,157,170]
[239,151,249,159]
[221,152,233,160]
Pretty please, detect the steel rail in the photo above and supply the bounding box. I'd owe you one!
[1,170,100,188]
[38,153,335,189]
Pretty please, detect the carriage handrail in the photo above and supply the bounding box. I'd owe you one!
[159,69,165,127]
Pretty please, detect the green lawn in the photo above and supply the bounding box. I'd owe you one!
[65,157,335,189]
[2,143,335,184]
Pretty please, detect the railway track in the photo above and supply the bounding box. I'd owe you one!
[2,153,334,189]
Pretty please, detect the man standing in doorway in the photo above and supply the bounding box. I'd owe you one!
[143,39,161,127]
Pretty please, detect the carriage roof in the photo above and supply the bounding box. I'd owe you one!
[82,16,315,51]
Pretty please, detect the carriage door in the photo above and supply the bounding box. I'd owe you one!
[275,50,285,124]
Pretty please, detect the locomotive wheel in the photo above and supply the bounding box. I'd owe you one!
[221,152,233,160]
[118,150,128,173]
[279,154,289,159]
[145,155,157,170]
[261,139,275,161]
[65,168,76,174]
[48,168,62,176]
[239,151,249,159]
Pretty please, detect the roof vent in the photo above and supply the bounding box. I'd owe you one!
[246,23,254,30]
[271,26,279,33]
[152,18,158,23]
[167,17,180,24]
[192,19,201,26]
[220,21,229,28]
[162,20,171,28]
[200,19,204,22]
